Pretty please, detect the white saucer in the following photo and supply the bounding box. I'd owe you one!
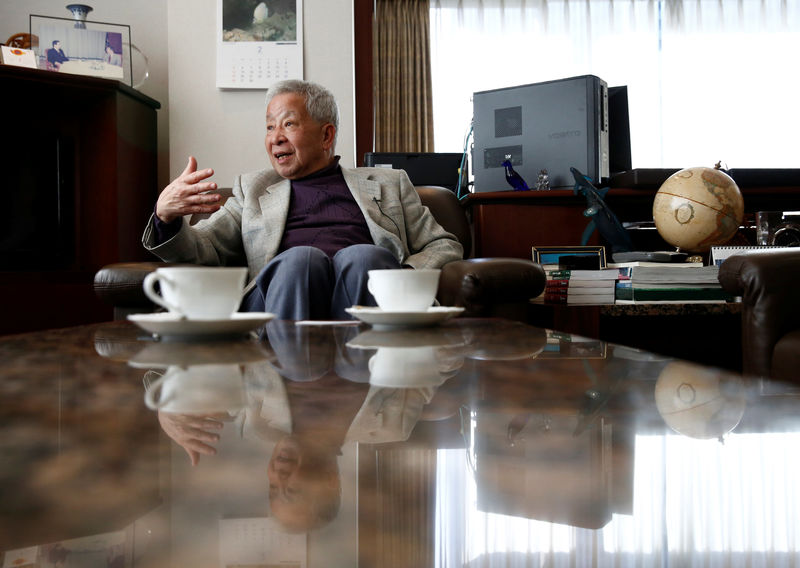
[345,306,463,330]
[128,312,275,339]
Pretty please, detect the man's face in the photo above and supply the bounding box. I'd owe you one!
[268,436,340,531]
[54,42,61,50]
[264,92,335,180]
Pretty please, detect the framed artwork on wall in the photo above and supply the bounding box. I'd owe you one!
[30,14,132,86]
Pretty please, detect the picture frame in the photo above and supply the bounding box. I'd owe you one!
[531,245,607,268]
[30,14,132,86]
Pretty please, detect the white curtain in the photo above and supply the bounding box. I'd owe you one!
[430,0,800,169]
[436,432,800,566]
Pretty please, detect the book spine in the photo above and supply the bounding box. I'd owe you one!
[568,286,617,294]
[547,270,572,279]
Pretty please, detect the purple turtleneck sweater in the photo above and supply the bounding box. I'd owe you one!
[277,159,373,257]
[153,159,374,258]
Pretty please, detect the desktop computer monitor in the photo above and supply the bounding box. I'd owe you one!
[363,152,464,193]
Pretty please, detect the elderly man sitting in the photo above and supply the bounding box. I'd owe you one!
[143,79,462,319]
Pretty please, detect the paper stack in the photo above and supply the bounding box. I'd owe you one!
[616,264,734,302]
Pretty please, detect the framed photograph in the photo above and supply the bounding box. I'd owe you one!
[30,15,132,86]
[532,245,607,268]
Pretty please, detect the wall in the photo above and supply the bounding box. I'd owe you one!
[167,0,355,186]
[0,0,170,188]
[1,0,356,190]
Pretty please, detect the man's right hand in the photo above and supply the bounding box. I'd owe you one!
[156,156,222,223]
[157,411,228,466]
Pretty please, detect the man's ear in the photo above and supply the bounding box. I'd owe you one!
[321,123,336,151]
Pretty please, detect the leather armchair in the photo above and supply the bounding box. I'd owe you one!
[718,249,800,381]
[94,185,545,321]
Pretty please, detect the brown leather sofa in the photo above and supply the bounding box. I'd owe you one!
[94,185,546,321]
[718,249,800,381]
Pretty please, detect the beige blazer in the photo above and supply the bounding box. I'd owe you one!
[143,166,463,287]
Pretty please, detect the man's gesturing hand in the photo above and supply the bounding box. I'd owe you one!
[156,156,222,223]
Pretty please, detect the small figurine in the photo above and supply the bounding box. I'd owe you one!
[536,169,550,191]
[502,159,529,191]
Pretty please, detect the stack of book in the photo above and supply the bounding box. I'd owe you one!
[616,264,734,302]
[541,269,619,304]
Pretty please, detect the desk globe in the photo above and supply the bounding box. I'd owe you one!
[652,166,744,252]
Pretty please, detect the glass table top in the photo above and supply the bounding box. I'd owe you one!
[1,318,798,567]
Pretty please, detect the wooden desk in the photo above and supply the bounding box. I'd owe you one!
[465,186,800,259]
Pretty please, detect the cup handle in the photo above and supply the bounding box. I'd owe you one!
[367,278,376,297]
[143,370,172,410]
[143,272,182,315]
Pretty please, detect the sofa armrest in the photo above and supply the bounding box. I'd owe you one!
[94,261,189,315]
[96,258,548,323]
[718,249,800,377]
[438,258,546,319]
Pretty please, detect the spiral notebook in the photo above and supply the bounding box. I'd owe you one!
[710,245,797,266]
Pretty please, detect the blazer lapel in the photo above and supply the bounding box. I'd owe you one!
[342,168,381,201]
[255,178,292,260]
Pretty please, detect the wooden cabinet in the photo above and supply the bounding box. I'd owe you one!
[0,66,160,335]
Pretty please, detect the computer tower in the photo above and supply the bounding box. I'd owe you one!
[472,75,609,191]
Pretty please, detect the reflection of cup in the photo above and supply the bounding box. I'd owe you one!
[144,364,244,414]
[368,346,445,388]
[367,269,440,312]
[143,267,247,319]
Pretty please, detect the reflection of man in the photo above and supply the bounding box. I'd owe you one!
[143,79,462,320]
[104,45,122,66]
[47,40,69,70]
[155,320,460,532]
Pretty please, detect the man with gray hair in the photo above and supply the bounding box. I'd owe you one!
[143,79,462,320]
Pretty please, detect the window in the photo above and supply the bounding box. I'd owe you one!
[430,0,800,169]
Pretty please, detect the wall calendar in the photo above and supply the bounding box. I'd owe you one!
[216,0,303,90]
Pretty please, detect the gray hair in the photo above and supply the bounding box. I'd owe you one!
[265,80,339,143]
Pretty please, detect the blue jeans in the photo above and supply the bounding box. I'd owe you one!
[241,244,401,320]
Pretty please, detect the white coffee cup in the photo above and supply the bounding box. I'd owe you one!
[143,267,248,319]
[367,269,440,312]
[144,363,244,414]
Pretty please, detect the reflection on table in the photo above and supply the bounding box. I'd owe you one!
[0,318,798,567]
